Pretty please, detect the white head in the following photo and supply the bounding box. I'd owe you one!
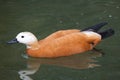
[8,32,38,45]
[16,32,38,45]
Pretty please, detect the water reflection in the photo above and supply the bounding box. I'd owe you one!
[18,49,103,80]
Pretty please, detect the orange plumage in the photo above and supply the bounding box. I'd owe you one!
[27,29,101,58]
[8,22,114,58]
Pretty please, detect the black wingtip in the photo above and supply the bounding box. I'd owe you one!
[82,22,108,32]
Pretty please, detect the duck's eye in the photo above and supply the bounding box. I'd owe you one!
[21,36,24,38]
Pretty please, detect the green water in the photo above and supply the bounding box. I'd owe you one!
[0,0,120,80]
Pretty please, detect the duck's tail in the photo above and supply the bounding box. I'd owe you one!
[98,28,115,39]
[82,22,115,39]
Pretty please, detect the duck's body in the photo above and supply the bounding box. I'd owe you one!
[8,22,114,58]
[27,29,101,57]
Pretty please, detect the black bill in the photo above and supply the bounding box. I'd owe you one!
[7,38,19,44]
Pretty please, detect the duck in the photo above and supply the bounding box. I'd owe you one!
[7,22,114,58]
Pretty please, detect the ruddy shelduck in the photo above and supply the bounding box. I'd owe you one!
[8,22,114,58]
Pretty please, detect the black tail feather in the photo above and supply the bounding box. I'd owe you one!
[82,22,108,32]
[99,28,115,39]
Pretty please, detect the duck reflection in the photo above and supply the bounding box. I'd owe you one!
[18,49,103,80]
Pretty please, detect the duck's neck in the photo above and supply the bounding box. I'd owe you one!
[26,41,40,50]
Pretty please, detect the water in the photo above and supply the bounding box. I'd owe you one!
[18,51,102,80]
[0,0,120,80]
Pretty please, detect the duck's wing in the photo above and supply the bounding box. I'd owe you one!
[38,32,92,57]
[41,29,80,42]
[82,22,108,32]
